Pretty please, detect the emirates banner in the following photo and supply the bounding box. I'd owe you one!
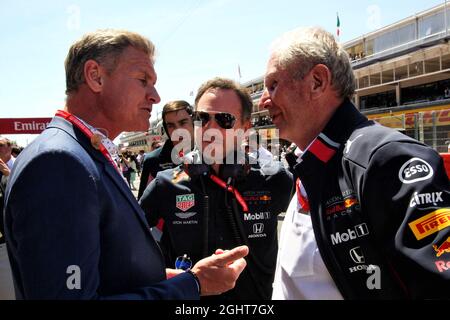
[0,118,52,134]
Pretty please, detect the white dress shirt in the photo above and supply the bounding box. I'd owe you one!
[6,157,15,170]
[272,144,343,300]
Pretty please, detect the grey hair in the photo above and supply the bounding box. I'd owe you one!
[65,29,155,96]
[270,26,355,99]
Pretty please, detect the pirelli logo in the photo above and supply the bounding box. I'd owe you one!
[409,208,450,240]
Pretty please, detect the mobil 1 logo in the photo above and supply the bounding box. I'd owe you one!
[331,223,369,245]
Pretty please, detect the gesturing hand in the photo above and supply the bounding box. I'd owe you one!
[191,245,248,296]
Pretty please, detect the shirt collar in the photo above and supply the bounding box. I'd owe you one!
[296,99,367,165]
[6,156,15,170]
[296,138,316,164]
[74,116,120,164]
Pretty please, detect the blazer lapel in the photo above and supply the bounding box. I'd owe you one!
[103,163,151,229]
[47,116,152,232]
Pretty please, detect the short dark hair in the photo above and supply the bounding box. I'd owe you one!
[195,77,252,123]
[161,100,193,137]
[162,100,192,123]
[11,146,22,155]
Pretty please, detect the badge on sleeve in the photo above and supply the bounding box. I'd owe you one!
[398,157,433,184]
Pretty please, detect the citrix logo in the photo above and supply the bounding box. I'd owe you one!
[409,191,443,207]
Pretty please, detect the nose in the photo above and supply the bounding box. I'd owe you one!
[259,88,271,110]
[203,114,220,131]
[147,86,161,104]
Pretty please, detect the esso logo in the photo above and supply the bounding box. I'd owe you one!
[398,158,434,184]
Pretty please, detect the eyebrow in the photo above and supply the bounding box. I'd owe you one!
[135,66,156,82]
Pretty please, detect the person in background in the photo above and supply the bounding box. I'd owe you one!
[0,158,15,300]
[119,152,132,189]
[11,146,23,159]
[0,138,15,170]
[138,100,194,200]
[128,153,138,190]
[246,132,277,172]
[136,149,145,175]
[444,87,450,99]
[0,137,16,299]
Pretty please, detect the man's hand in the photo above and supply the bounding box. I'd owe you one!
[191,245,248,296]
[0,159,10,176]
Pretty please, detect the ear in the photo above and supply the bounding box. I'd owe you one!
[84,60,105,93]
[308,64,332,100]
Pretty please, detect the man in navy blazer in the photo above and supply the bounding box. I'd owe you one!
[3,29,248,300]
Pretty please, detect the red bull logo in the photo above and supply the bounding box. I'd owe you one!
[344,198,358,208]
[326,197,359,216]
[433,237,450,257]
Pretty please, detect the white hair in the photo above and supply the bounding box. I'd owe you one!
[270,26,355,99]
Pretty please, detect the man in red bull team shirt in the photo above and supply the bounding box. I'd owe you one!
[261,26,450,299]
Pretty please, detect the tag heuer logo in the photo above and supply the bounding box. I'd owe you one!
[176,194,195,212]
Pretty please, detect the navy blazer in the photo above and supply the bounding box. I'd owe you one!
[4,116,199,299]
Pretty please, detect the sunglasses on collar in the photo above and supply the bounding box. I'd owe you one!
[192,111,237,129]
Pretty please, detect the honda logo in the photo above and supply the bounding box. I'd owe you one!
[253,223,264,234]
[349,246,365,264]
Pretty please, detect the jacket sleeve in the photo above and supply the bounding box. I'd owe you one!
[268,166,294,213]
[360,141,450,298]
[280,168,294,212]
[5,151,198,300]
[139,177,162,227]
